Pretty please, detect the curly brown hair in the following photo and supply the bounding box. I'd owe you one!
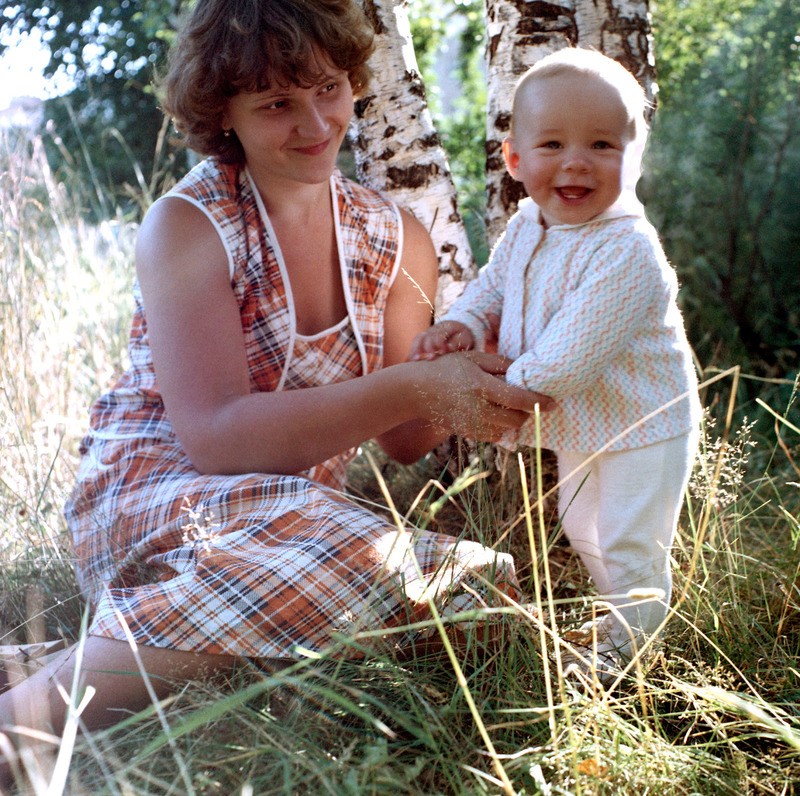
[159,0,375,164]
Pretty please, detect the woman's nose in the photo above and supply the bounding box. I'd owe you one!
[296,102,329,137]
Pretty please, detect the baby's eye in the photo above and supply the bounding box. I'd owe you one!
[592,140,614,150]
[540,140,561,149]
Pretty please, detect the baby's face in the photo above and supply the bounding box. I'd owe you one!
[503,73,635,227]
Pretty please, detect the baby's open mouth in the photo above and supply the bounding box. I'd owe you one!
[557,187,592,200]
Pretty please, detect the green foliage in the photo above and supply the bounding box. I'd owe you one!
[1,1,184,81]
[644,0,800,382]
[651,0,762,104]
[43,82,182,221]
[1,1,190,220]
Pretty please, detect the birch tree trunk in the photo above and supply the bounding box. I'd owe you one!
[484,0,655,246]
[350,0,477,313]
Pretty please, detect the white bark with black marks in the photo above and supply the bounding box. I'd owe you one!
[351,0,477,313]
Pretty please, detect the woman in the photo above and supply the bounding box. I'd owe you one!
[0,0,548,749]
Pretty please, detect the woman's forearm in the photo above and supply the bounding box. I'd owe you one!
[172,350,549,476]
[173,361,431,475]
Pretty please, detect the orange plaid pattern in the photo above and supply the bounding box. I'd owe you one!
[65,160,519,658]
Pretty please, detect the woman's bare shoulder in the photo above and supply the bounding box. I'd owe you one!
[136,197,227,280]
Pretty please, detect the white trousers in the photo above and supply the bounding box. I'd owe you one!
[557,431,698,656]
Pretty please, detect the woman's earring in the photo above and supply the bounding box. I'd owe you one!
[223,129,231,138]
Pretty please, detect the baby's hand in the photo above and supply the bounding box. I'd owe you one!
[409,320,475,361]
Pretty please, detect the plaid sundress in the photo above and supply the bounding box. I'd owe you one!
[65,159,519,658]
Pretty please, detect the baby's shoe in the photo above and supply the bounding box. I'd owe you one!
[557,625,626,688]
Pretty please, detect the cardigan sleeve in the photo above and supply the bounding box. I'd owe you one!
[505,227,670,398]
[442,220,520,350]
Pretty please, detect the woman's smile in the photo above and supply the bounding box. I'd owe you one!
[292,138,333,156]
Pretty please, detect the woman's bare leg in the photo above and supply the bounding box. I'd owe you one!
[0,636,237,790]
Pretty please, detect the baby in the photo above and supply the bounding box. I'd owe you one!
[411,47,701,677]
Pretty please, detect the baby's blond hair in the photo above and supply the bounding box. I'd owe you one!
[511,47,649,142]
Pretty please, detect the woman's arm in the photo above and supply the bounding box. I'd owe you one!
[136,201,543,475]
[374,208,446,463]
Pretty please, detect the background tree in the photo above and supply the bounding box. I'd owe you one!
[408,0,493,264]
[643,0,800,383]
[352,0,478,312]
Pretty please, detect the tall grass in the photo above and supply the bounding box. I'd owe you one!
[1,129,136,647]
[1,129,799,795]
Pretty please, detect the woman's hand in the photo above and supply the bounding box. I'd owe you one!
[410,350,554,442]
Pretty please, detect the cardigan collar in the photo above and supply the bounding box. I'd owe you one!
[517,195,644,230]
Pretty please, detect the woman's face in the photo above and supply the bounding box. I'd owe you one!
[223,58,354,188]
